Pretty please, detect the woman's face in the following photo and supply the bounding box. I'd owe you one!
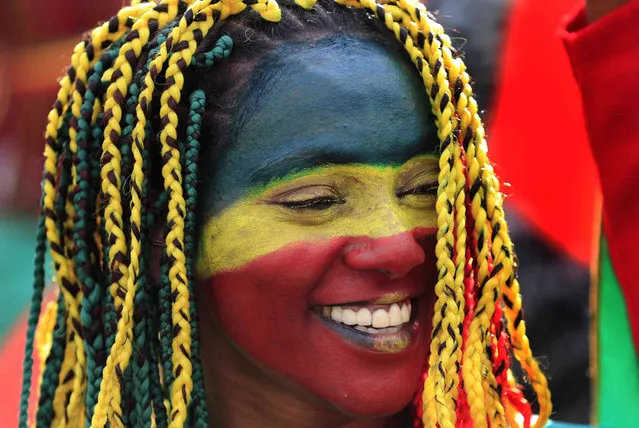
[196,35,438,416]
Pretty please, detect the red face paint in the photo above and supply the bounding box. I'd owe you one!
[202,227,437,416]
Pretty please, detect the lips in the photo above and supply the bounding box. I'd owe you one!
[314,298,418,353]
[319,299,412,329]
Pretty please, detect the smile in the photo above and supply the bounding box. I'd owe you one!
[314,298,418,353]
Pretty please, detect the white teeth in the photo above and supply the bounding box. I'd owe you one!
[401,302,411,323]
[389,303,402,326]
[356,308,372,326]
[342,308,357,325]
[320,300,413,332]
[331,306,343,323]
[372,309,390,328]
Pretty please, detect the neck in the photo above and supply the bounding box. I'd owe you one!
[197,306,408,428]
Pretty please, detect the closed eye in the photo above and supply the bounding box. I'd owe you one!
[397,182,438,198]
[278,196,346,210]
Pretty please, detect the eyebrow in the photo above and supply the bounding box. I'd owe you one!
[249,150,365,186]
[250,150,441,191]
[248,135,439,183]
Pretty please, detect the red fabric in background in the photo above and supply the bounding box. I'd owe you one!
[562,0,639,352]
[488,0,599,265]
[0,317,39,426]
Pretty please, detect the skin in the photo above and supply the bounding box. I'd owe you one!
[196,35,439,427]
[586,0,632,22]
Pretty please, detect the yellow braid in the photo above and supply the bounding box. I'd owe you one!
[463,159,502,428]
[60,197,85,427]
[480,329,506,427]
[34,300,59,422]
[91,3,184,426]
[63,41,94,424]
[504,280,552,427]
[467,86,551,426]
[465,81,551,426]
[372,4,465,425]
[31,299,59,428]
[121,1,220,422]
[40,4,155,426]
[156,3,222,424]
[250,0,283,21]
[504,369,524,427]
[459,75,492,428]
[51,334,77,426]
[461,85,507,425]
[450,140,468,421]
[35,300,59,380]
[422,5,547,425]
[426,13,470,428]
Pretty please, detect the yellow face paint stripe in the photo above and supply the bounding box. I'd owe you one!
[196,156,439,277]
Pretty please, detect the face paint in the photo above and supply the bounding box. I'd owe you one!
[201,35,437,215]
[197,37,438,416]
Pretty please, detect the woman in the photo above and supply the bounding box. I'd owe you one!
[18,0,551,426]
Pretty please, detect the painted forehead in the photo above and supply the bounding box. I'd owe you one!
[204,35,437,215]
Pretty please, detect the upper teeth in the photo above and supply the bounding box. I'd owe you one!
[321,301,411,328]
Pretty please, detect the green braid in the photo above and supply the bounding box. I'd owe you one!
[191,35,233,67]
[147,187,170,428]
[125,21,190,420]
[50,113,78,423]
[126,81,153,428]
[118,82,144,428]
[53,113,73,239]
[76,40,126,426]
[184,89,208,427]
[18,214,47,427]
[19,107,72,424]
[158,247,174,403]
[35,296,67,426]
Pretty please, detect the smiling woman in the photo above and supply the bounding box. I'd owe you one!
[18,0,551,427]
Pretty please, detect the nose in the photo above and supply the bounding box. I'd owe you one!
[343,231,426,279]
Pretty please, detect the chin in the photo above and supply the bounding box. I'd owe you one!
[275,305,431,418]
[321,356,427,417]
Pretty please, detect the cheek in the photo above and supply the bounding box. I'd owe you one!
[199,233,438,417]
[202,239,344,354]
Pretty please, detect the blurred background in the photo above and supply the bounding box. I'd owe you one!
[0,0,611,425]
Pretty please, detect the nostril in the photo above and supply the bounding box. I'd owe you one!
[343,232,426,279]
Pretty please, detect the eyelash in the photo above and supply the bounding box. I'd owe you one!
[397,183,438,197]
[279,196,346,210]
[278,182,437,211]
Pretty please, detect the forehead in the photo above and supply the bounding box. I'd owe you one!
[206,35,437,213]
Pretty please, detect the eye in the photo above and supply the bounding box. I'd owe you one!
[279,196,346,210]
[269,185,346,211]
[397,182,438,198]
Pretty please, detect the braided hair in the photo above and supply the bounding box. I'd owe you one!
[19,0,551,427]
